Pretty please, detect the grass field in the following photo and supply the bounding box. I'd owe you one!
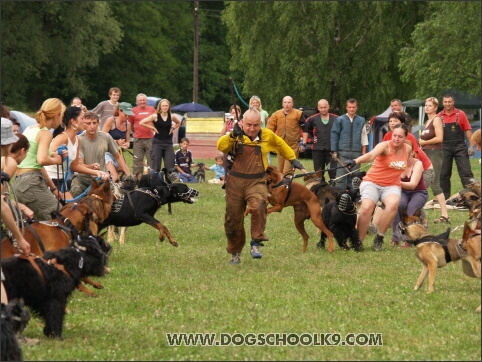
[21,155,481,361]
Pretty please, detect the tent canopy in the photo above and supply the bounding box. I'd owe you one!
[402,88,481,109]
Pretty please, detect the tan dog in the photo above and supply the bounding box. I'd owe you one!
[264,166,335,253]
[400,209,481,299]
[460,222,481,312]
[459,189,481,230]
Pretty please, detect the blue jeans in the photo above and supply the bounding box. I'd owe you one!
[392,189,428,241]
[178,173,197,183]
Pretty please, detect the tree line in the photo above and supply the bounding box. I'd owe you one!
[1,1,480,118]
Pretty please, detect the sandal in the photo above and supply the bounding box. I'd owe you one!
[434,216,450,224]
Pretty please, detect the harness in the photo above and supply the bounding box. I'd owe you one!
[12,204,91,254]
[17,254,71,284]
[15,240,87,284]
[267,174,294,206]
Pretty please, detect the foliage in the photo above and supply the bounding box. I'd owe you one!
[21,155,482,361]
[85,1,190,108]
[399,2,481,98]
[1,1,480,116]
[223,1,426,116]
[1,1,121,110]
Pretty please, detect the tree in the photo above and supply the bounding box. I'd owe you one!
[223,1,426,116]
[1,1,121,110]
[399,2,481,98]
[84,2,191,108]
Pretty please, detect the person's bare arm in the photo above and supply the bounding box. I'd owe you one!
[1,196,30,254]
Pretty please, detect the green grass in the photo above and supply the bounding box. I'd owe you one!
[22,155,481,361]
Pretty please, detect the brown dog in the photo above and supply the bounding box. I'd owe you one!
[459,189,481,230]
[460,222,481,313]
[303,171,340,209]
[264,166,334,253]
[400,209,481,298]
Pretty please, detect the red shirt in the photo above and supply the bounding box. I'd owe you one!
[131,105,156,138]
[437,107,471,131]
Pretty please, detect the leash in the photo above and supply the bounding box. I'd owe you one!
[290,162,371,181]
[2,179,25,236]
[123,148,155,173]
[330,162,372,182]
[63,176,104,204]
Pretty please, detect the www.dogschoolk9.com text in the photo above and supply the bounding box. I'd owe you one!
[166,332,383,347]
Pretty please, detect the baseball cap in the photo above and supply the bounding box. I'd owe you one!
[119,102,134,116]
[1,118,19,145]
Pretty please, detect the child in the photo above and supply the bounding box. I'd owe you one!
[207,155,225,184]
[174,137,197,183]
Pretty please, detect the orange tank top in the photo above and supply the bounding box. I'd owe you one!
[363,141,408,187]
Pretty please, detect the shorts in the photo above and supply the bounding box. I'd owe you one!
[360,181,401,204]
[105,152,119,168]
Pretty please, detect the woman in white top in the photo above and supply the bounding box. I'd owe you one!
[45,106,86,201]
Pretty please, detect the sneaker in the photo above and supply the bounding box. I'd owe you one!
[229,253,241,265]
[390,240,400,247]
[372,234,384,251]
[250,241,263,259]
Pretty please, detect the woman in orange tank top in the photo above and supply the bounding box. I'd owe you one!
[344,124,411,251]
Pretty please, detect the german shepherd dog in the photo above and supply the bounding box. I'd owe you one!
[1,235,108,338]
[459,187,481,230]
[264,166,335,253]
[400,209,481,299]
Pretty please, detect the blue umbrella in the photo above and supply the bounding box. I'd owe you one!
[171,102,212,113]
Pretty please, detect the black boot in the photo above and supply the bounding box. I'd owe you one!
[372,234,384,251]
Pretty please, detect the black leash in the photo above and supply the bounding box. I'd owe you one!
[291,164,356,179]
[123,148,155,173]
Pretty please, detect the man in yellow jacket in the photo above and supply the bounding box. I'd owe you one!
[267,96,305,173]
[217,108,306,265]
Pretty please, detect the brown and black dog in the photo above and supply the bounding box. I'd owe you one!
[459,189,481,230]
[303,171,340,209]
[400,209,481,301]
[264,166,335,253]
[1,179,114,297]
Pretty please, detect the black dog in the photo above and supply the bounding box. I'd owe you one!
[317,176,364,252]
[308,171,366,209]
[98,183,199,247]
[1,235,107,338]
[1,299,29,361]
[193,162,206,183]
